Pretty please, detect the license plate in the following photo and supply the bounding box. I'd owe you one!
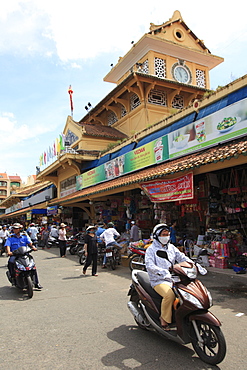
[106,252,112,257]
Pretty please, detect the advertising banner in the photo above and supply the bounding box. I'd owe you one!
[76,136,169,191]
[140,172,194,202]
[168,97,247,159]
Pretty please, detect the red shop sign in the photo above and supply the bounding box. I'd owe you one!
[140,172,194,203]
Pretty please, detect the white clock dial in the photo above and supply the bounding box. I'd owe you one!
[173,66,190,83]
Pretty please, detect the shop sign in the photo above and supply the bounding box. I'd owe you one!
[47,205,58,216]
[140,172,194,202]
[26,211,32,221]
[76,97,247,191]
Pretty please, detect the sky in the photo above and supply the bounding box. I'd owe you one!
[1,0,247,182]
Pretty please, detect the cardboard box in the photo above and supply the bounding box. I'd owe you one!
[215,257,228,269]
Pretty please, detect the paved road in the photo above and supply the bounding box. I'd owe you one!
[0,248,246,370]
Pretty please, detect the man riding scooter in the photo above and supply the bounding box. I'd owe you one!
[5,223,43,289]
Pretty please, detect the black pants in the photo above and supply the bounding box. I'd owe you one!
[83,253,98,275]
[59,240,67,257]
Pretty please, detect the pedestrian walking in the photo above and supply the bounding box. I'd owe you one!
[40,224,50,249]
[58,223,67,257]
[82,226,98,276]
[130,221,139,242]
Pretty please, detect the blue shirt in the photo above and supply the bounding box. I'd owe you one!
[96,227,105,243]
[5,233,32,252]
[170,226,176,244]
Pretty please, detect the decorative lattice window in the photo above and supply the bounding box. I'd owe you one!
[172,95,184,109]
[142,59,149,74]
[130,94,141,110]
[108,111,118,126]
[196,69,206,88]
[121,106,127,117]
[65,129,79,145]
[154,57,166,78]
[148,89,167,106]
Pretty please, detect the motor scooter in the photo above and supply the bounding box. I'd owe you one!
[128,243,146,271]
[6,246,37,299]
[127,249,226,365]
[47,236,59,248]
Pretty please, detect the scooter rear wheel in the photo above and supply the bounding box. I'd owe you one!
[26,276,33,299]
[109,257,116,270]
[191,321,226,365]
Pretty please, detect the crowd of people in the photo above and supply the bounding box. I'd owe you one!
[0,218,184,321]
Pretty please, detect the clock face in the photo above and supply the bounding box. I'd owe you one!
[173,65,190,84]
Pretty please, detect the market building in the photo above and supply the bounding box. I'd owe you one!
[1,11,247,268]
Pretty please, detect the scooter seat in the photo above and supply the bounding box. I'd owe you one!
[136,271,161,300]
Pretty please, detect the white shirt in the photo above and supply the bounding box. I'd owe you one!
[100,228,120,245]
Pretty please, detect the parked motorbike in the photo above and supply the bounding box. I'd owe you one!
[127,249,226,365]
[0,238,6,256]
[68,233,85,255]
[6,246,37,299]
[47,236,59,248]
[128,243,146,271]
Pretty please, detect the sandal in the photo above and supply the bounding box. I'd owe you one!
[160,316,170,330]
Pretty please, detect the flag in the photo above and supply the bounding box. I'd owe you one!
[68,85,74,117]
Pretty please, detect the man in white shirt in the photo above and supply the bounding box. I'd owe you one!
[0,225,9,255]
[27,223,39,245]
[100,222,120,268]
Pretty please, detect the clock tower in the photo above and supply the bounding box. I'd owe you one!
[82,10,224,137]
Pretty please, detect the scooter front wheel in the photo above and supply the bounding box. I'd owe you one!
[129,254,145,271]
[26,276,33,299]
[191,320,226,365]
[79,252,86,265]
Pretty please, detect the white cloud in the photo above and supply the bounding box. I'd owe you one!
[3,0,246,63]
[0,112,54,147]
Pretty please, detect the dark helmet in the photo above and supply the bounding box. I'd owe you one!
[107,222,114,228]
[152,223,170,240]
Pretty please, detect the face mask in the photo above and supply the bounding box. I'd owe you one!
[158,236,169,245]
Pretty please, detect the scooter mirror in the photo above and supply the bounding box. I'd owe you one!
[156,250,168,260]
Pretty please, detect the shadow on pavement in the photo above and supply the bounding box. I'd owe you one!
[101,324,219,370]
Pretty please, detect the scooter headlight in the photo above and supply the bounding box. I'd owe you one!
[181,265,197,279]
[15,262,26,271]
[178,289,204,309]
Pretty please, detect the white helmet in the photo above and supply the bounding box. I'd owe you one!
[152,223,170,240]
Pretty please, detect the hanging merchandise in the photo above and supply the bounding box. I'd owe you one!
[126,206,132,219]
[130,198,137,214]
